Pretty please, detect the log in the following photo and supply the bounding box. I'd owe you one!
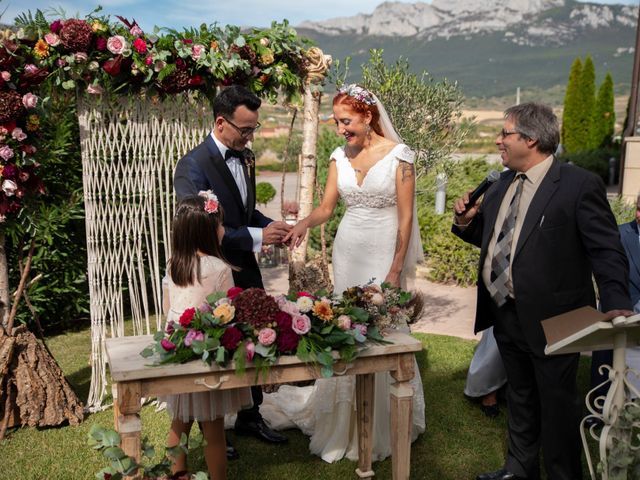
[0,325,83,429]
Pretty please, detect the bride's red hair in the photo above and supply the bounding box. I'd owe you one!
[333,93,384,137]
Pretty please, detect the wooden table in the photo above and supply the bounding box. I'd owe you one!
[105,331,422,479]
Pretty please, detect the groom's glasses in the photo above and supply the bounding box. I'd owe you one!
[498,129,520,138]
[225,118,261,138]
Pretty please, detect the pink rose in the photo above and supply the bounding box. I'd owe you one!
[86,83,104,95]
[245,341,255,362]
[2,180,18,197]
[0,145,14,161]
[184,329,204,347]
[353,324,368,336]
[258,327,277,346]
[198,301,212,313]
[280,300,300,316]
[130,25,143,37]
[11,128,26,142]
[145,56,153,66]
[160,338,176,351]
[44,32,60,46]
[132,38,147,54]
[0,71,8,81]
[56,58,67,67]
[74,52,88,63]
[191,44,206,61]
[107,35,128,55]
[22,93,38,109]
[337,315,351,331]
[291,314,311,335]
[153,59,166,72]
[24,64,38,74]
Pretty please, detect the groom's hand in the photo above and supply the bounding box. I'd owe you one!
[262,221,293,245]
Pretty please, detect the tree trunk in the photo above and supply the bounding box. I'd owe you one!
[289,85,324,293]
[0,325,84,430]
[0,233,10,327]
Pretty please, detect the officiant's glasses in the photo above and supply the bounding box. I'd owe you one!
[499,129,520,138]
[225,118,261,138]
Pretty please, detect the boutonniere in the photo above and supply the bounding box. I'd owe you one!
[243,149,256,178]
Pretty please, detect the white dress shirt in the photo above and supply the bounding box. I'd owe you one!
[211,132,263,252]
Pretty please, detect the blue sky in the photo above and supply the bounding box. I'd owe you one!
[1,0,637,31]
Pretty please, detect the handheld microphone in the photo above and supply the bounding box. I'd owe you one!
[463,170,501,212]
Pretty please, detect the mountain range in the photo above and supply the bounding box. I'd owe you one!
[296,0,639,98]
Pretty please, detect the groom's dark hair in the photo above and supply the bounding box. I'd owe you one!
[213,85,261,120]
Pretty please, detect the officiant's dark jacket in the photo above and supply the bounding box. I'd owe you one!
[620,219,640,307]
[453,159,631,354]
[174,135,272,288]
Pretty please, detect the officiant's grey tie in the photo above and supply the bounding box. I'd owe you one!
[488,174,526,307]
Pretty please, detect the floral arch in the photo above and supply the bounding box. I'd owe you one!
[0,10,330,410]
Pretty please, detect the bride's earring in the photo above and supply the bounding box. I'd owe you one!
[365,123,372,144]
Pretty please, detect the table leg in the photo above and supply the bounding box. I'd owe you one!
[355,373,375,478]
[116,381,142,480]
[390,354,415,480]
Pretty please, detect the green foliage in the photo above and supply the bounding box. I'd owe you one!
[253,131,302,171]
[6,92,89,332]
[562,57,582,151]
[88,424,206,479]
[597,400,640,479]
[609,196,636,225]
[419,158,501,285]
[578,56,597,150]
[591,72,616,148]
[255,182,277,206]
[559,147,618,183]
[360,49,470,177]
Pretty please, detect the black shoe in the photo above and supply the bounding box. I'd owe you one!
[476,468,526,480]
[480,403,500,418]
[235,418,288,443]
[226,440,239,460]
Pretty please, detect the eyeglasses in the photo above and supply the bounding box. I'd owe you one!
[499,129,520,138]
[225,118,261,138]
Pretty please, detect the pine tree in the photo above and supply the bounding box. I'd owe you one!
[591,72,615,148]
[562,58,582,152]
[573,55,597,152]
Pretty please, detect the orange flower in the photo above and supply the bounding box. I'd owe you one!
[33,39,49,58]
[312,300,334,323]
[210,40,219,50]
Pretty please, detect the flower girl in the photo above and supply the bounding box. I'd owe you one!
[163,193,252,479]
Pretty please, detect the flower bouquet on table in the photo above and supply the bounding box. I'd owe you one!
[141,283,422,378]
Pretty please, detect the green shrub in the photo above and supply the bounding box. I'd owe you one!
[559,147,618,183]
[609,195,635,225]
[419,157,501,286]
[255,182,276,206]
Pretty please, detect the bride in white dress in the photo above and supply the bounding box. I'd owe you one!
[261,84,426,463]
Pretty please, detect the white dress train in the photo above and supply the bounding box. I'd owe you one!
[261,144,426,463]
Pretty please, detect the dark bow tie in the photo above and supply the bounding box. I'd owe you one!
[225,149,244,161]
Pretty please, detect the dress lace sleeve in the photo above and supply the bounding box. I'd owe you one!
[329,146,344,163]
[395,144,416,164]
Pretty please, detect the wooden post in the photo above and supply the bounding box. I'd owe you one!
[0,233,9,327]
[390,354,415,480]
[355,373,375,478]
[116,381,142,479]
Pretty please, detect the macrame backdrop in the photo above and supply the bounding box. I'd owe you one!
[77,94,212,410]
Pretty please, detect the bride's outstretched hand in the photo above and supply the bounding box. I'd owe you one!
[384,272,401,288]
[283,221,309,250]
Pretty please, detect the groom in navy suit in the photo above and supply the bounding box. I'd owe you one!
[174,85,291,453]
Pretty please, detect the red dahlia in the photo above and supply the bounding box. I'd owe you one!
[59,19,94,52]
[232,288,280,329]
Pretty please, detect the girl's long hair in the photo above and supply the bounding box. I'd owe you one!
[169,195,227,287]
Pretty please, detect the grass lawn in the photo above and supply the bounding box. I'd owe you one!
[2,328,594,479]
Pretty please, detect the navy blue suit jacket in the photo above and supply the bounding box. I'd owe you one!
[174,135,272,288]
[453,159,631,354]
[620,220,640,307]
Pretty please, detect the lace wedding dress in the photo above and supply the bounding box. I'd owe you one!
[261,144,426,463]
[163,256,253,422]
